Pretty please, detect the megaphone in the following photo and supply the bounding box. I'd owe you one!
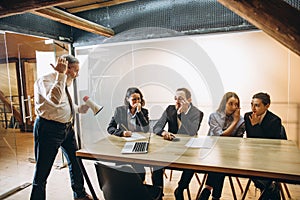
[83,96,103,116]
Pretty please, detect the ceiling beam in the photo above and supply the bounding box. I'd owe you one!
[218,0,300,56]
[67,0,135,13]
[32,7,114,37]
[0,0,78,18]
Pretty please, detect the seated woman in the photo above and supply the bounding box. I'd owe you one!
[198,92,245,200]
[107,87,149,181]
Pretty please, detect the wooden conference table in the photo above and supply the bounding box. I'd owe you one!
[76,134,300,199]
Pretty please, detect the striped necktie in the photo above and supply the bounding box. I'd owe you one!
[65,86,74,125]
[177,114,182,130]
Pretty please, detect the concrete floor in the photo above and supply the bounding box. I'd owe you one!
[0,127,299,200]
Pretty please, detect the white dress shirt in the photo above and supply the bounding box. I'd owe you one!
[34,72,77,123]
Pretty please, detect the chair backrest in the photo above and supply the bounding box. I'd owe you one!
[280,125,287,140]
[149,119,158,133]
[94,162,154,200]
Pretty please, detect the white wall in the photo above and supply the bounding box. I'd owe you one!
[75,30,300,147]
[192,31,300,145]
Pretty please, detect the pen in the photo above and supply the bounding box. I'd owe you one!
[120,124,129,131]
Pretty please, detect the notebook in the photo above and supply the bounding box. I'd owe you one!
[121,132,151,154]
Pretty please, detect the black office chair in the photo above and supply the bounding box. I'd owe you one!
[280,125,287,140]
[95,162,162,200]
[149,119,158,133]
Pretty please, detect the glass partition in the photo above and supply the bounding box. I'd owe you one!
[0,31,24,196]
[0,32,69,197]
[75,30,300,148]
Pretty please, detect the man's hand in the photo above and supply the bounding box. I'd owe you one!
[161,131,176,141]
[177,97,189,114]
[51,57,68,74]
[78,105,89,114]
[249,112,261,126]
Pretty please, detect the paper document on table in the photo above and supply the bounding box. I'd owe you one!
[123,132,146,141]
[185,136,215,148]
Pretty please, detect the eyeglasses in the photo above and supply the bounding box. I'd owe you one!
[174,96,184,101]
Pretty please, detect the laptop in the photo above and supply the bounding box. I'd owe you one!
[121,132,151,154]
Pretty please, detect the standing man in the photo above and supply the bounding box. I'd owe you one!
[152,88,204,200]
[244,92,281,200]
[30,55,92,200]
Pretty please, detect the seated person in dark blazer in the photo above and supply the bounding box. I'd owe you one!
[107,87,149,181]
[244,92,281,200]
[152,88,204,200]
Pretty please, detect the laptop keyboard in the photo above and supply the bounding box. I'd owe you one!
[133,142,148,152]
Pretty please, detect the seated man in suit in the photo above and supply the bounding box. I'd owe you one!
[244,92,281,200]
[152,88,204,200]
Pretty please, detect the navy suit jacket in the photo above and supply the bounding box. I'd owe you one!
[244,110,281,139]
[153,103,203,136]
[107,105,149,136]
